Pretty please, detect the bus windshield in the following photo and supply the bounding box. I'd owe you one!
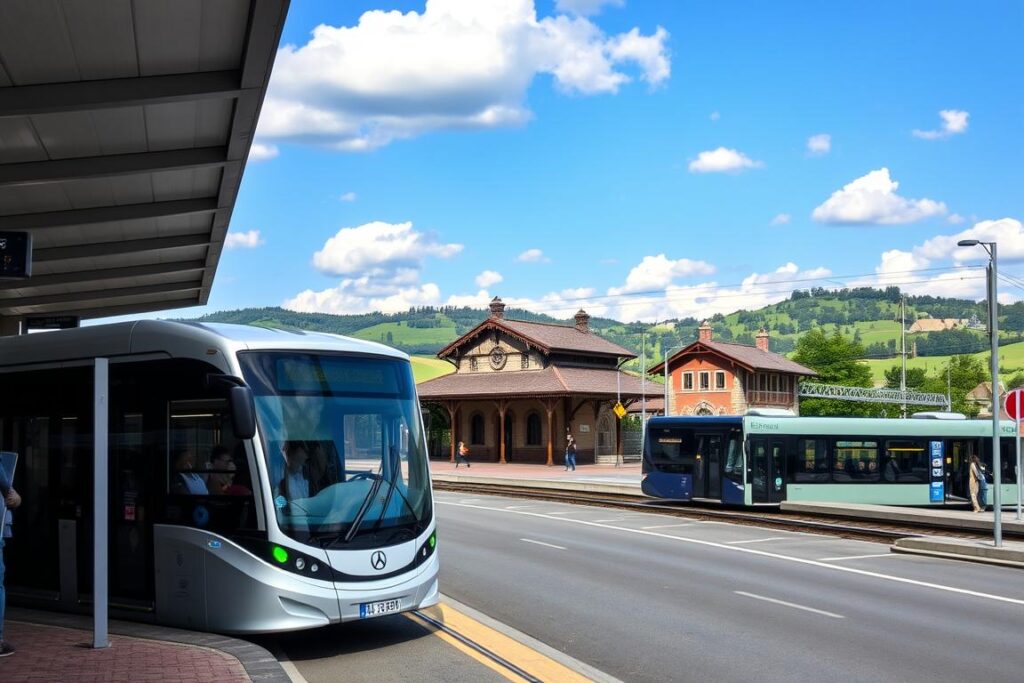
[238,352,432,549]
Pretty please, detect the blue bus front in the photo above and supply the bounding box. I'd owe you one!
[642,416,745,503]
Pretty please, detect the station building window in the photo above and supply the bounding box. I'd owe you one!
[682,372,693,391]
[699,371,710,390]
[470,413,485,445]
[526,413,542,446]
[715,371,726,390]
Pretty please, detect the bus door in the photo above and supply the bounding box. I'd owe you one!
[947,440,976,502]
[694,433,722,499]
[749,437,786,503]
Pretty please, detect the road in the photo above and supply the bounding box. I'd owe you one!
[436,492,1024,683]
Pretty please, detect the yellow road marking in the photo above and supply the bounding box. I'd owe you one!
[406,603,593,683]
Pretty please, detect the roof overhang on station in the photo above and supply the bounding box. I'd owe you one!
[0,0,289,330]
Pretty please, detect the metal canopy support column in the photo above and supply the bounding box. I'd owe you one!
[496,400,508,464]
[544,399,556,466]
[93,358,109,649]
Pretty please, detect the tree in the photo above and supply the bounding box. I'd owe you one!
[919,355,988,417]
[883,365,927,390]
[793,330,879,416]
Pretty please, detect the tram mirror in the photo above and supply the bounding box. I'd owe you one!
[229,385,257,440]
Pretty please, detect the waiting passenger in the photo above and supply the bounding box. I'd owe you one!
[171,449,208,495]
[277,441,310,500]
[884,458,900,482]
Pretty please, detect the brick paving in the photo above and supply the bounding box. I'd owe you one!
[0,621,251,682]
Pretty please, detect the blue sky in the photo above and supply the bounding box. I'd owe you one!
[150,0,1024,323]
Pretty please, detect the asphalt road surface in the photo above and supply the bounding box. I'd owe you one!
[436,492,1024,683]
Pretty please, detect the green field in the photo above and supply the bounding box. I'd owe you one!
[411,355,455,383]
[863,341,1024,385]
[351,320,456,346]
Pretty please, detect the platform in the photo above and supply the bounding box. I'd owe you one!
[782,500,1024,535]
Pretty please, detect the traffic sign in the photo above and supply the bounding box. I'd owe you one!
[1006,388,1024,421]
[613,402,627,419]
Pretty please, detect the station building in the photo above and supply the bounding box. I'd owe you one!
[648,321,816,416]
[417,297,647,465]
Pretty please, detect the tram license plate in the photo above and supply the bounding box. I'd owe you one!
[360,599,402,619]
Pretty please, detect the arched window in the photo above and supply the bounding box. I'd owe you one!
[470,413,485,445]
[526,412,542,446]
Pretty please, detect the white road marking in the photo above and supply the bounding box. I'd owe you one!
[818,553,896,562]
[545,511,578,516]
[520,538,567,550]
[459,499,482,504]
[734,591,845,619]
[506,505,539,510]
[641,523,698,530]
[438,501,1024,607]
[592,518,627,523]
[726,537,790,545]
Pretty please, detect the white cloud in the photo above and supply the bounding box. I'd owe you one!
[688,147,763,174]
[248,143,279,161]
[807,133,831,155]
[312,220,462,277]
[285,282,443,315]
[475,270,504,288]
[554,0,624,16]
[517,248,549,262]
[913,109,969,140]
[607,254,716,296]
[947,213,965,224]
[770,213,791,226]
[339,192,357,202]
[918,218,1024,263]
[224,230,264,250]
[256,0,670,151]
[811,168,947,225]
[709,111,720,122]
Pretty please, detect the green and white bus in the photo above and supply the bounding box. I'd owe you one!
[643,413,1020,507]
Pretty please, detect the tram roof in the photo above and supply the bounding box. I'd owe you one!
[0,319,407,367]
[0,1,289,323]
[650,414,1018,437]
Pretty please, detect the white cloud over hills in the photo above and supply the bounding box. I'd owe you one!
[807,133,831,155]
[688,147,763,174]
[256,0,669,152]
[812,168,947,225]
[912,109,969,140]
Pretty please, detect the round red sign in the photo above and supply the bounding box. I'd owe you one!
[1004,387,1024,421]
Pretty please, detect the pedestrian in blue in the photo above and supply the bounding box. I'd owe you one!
[564,435,577,471]
[0,466,22,658]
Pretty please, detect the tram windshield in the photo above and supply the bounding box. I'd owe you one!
[239,352,432,549]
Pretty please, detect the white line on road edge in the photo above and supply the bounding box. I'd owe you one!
[545,511,578,515]
[818,553,896,562]
[727,537,790,545]
[271,647,311,683]
[506,505,539,510]
[520,538,567,550]
[734,591,844,619]
[438,501,1024,607]
[641,523,698,530]
[592,518,627,523]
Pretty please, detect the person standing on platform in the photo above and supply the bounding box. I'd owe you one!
[455,441,471,468]
[0,466,22,657]
[565,435,577,471]
[969,454,984,513]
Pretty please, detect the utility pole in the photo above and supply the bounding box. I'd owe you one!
[947,364,951,412]
[901,294,907,418]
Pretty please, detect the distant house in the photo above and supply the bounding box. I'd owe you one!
[647,322,817,416]
[967,381,1008,419]
[908,318,968,333]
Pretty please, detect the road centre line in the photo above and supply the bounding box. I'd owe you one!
[734,591,844,619]
[544,511,577,515]
[520,538,567,550]
[641,523,699,530]
[438,501,1024,607]
[818,553,896,562]
[727,537,791,545]
[506,505,539,510]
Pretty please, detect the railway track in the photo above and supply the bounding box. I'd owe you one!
[434,481,1021,544]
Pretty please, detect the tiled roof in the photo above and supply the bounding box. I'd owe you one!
[417,366,648,399]
[438,317,636,360]
[650,340,817,376]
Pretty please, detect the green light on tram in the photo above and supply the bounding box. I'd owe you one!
[272,546,289,564]
[429,533,436,549]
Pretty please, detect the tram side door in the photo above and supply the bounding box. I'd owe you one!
[750,437,786,504]
[694,433,722,499]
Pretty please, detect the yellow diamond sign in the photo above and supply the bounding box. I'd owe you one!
[613,402,627,418]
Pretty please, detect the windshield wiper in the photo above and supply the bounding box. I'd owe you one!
[342,471,384,544]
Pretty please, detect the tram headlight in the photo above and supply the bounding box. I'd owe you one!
[311,563,319,573]
[295,557,306,570]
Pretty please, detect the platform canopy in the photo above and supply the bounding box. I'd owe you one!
[0,0,289,330]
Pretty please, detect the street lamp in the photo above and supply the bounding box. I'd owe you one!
[958,238,1003,547]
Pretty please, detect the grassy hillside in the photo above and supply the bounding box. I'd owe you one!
[411,356,455,383]
[863,341,1024,385]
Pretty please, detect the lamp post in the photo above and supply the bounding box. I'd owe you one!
[958,238,1002,547]
[662,344,689,416]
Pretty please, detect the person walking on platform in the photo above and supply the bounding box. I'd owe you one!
[455,441,471,468]
[0,465,22,657]
[968,454,984,513]
[565,435,577,471]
